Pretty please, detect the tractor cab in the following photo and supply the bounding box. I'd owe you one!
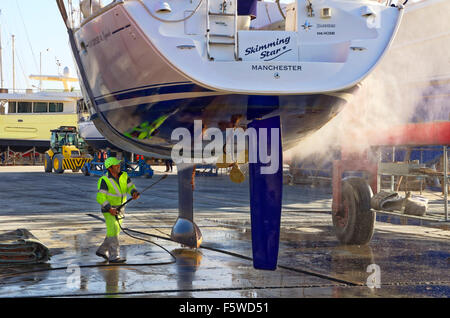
[50,126,80,153]
[45,126,93,174]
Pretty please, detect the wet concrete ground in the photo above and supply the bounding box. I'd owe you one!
[0,167,448,297]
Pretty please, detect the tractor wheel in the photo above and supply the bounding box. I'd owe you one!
[332,178,375,245]
[44,154,53,173]
[52,154,65,174]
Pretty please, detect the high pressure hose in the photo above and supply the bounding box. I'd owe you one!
[116,217,177,262]
[0,217,361,287]
[114,173,176,262]
[0,225,176,281]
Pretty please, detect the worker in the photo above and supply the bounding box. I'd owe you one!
[96,157,140,263]
[165,159,173,172]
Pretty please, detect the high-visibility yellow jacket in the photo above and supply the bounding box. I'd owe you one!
[96,172,137,212]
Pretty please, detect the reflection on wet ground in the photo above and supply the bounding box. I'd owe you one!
[0,171,448,297]
[0,217,448,298]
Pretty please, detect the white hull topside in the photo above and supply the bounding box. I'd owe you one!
[75,0,403,96]
[70,0,404,157]
[74,0,449,156]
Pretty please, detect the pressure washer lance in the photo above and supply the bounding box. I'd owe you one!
[115,174,168,221]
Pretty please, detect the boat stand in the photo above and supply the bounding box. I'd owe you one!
[171,163,203,248]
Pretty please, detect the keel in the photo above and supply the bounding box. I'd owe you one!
[248,116,283,270]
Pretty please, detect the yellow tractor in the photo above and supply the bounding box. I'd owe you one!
[44,126,92,174]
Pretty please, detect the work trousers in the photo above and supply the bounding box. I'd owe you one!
[97,211,124,260]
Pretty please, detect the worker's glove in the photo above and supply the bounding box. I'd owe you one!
[132,192,141,200]
[109,208,119,216]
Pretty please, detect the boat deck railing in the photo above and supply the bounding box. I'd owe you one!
[0,88,81,95]
[61,0,400,32]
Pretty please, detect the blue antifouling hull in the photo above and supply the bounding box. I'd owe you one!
[248,116,283,270]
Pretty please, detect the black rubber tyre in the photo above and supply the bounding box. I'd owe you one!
[52,154,65,174]
[332,178,375,245]
[44,154,53,173]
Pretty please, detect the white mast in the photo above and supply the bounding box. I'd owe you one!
[12,34,15,92]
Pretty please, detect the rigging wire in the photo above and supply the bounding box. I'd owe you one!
[14,47,30,88]
[276,0,286,20]
[15,0,39,74]
[0,12,29,89]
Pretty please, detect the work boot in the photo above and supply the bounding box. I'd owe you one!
[108,236,121,261]
[96,251,109,261]
[109,257,127,264]
[96,237,111,261]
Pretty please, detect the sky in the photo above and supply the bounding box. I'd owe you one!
[0,0,426,91]
[0,0,79,91]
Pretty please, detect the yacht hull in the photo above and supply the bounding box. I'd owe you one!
[60,0,403,269]
[90,82,357,157]
[0,139,50,153]
[73,1,364,157]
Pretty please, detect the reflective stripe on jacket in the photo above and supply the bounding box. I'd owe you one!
[96,172,137,211]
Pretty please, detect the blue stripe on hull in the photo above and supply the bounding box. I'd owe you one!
[95,82,207,105]
[94,81,193,101]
